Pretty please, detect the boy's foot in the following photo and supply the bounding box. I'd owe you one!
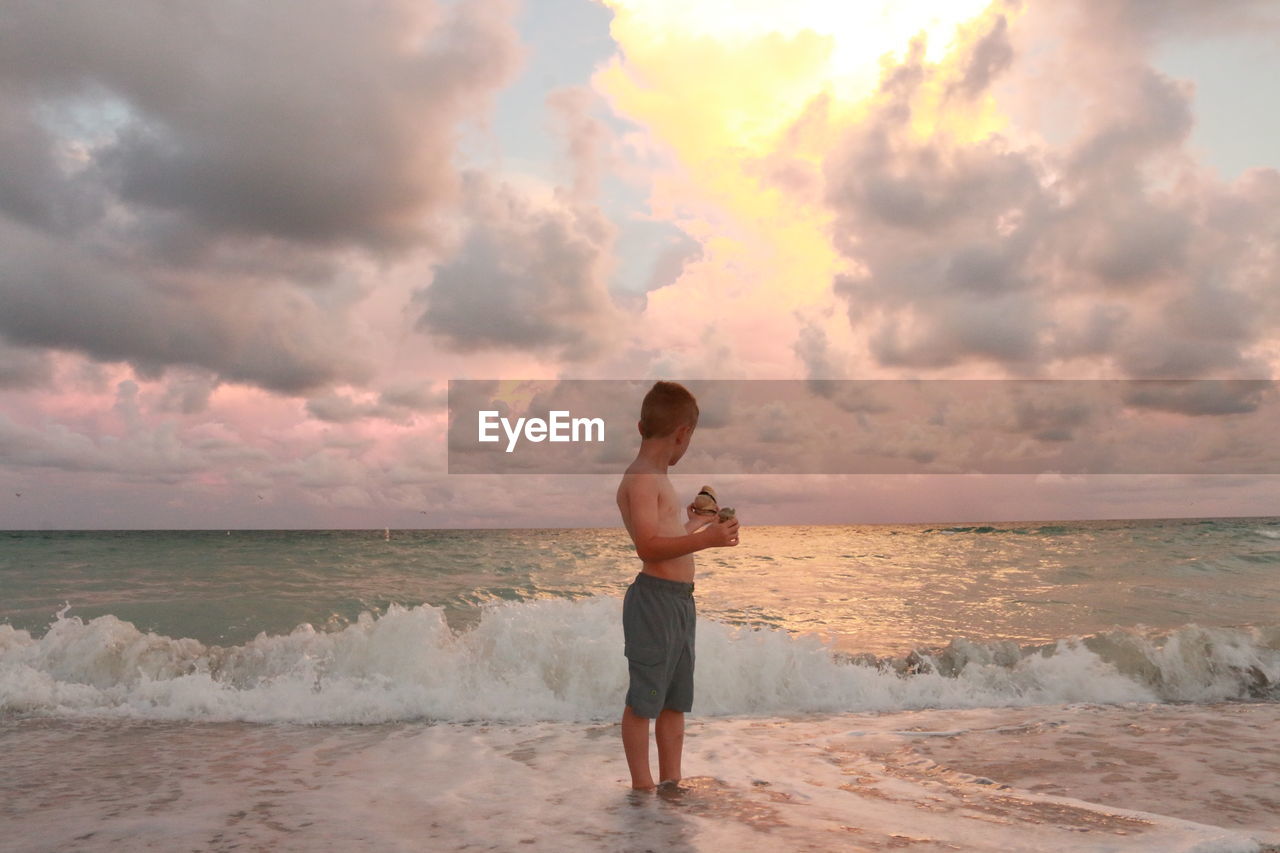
[655,779,685,798]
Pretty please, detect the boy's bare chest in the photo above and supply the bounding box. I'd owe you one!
[655,482,682,522]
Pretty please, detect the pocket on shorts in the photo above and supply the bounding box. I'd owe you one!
[625,642,664,667]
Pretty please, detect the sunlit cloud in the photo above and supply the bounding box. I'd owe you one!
[589,0,1018,377]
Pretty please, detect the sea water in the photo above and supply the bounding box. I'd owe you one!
[2,519,1279,851]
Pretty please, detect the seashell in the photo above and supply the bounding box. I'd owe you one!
[692,485,718,514]
[717,506,735,521]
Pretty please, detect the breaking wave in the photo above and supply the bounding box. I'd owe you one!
[2,598,1277,724]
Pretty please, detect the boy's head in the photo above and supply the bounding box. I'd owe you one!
[638,381,699,462]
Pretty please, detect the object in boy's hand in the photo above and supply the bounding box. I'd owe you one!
[717,506,735,522]
[692,485,719,516]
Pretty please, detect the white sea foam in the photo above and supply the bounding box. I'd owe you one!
[1,597,1276,723]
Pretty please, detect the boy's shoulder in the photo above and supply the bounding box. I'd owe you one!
[620,461,670,483]
[617,463,670,502]
[621,456,657,478]
[617,464,642,498]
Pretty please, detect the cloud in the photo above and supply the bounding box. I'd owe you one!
[546,85,615,203]
[0,218,372,393]
[0,338,54,389]
[0,408,252,483]
[945,11,1015,101]
[378,382,448,413]
[279,449,370,489]
[414,170,621,360]
[414,83,626,360]
[1065,0,1280,44]
[305,394,380,425]
[0,91,105,234]
[1120,379,1275,416]
[0,0,522,252]
[820,25,1046,371]
[304,382,443,424]
[643,231,703,293]
[793,321,841,380]
[810,1,1280,378]
[0,0,524,394]
[156,371,220,416]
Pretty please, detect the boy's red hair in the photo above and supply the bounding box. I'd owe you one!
[639,381,699,438]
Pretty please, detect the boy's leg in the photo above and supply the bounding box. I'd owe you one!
[657,603,694,786]
[655,708,684,784]
[621,705,655,790]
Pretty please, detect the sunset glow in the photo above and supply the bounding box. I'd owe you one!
[2,0,1278,526]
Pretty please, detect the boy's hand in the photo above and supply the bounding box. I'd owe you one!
[705,517,740,547]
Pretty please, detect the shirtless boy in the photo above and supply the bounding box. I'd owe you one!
[615,381,740,791]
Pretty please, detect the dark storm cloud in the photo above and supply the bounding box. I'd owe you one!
[812,0,1280,378]
[415,171,620,360]
[0,0,523,393]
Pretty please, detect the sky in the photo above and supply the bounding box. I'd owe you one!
[1,0,1279,529]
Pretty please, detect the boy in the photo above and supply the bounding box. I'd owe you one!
[615,380,740,791]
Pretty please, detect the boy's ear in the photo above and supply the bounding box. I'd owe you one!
[637,419,644,437]
[675,422,693,444]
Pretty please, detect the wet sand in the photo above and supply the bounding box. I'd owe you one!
[3,701,1277,852]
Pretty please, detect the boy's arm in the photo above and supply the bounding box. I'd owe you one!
[625,476,736,562]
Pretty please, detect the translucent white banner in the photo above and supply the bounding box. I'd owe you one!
[447,379,1280,475]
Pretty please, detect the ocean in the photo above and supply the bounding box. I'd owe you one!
[2,518,1279,851]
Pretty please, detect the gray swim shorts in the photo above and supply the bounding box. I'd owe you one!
[622,571,696,718]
